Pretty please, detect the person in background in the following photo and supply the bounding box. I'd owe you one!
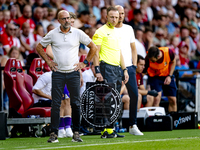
[136,55,158,109]
[115,5,143,136]
[144,46,177,113]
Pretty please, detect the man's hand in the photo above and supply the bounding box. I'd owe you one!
[74,62,86,71]
[47,61,58,72]
[147,90,158,97]
[164,76,171,85]
[123,70,129,84]
[96,73,104,81]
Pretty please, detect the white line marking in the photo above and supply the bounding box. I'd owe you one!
[22,137,199,150]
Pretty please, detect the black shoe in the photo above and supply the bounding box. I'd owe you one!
[101,131,117,138]
[72,131,83,142]
[47,132,59,143]
[113,130,125,138]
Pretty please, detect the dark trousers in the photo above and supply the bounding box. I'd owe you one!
[100,61,122,128]
[122,65,138,126]
[100,61,122,93]
[51,71,80,135]
[32,100,52,107]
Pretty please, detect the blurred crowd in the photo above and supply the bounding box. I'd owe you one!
[1,0,200,111]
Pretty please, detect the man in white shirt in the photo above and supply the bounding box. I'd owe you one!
[36,10,97,143]
[80,63,96,96]
[115,5,143,135]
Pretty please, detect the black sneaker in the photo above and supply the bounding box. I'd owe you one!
[47,132,59,143]
[113,130,125,138]
[101,131,117,138]
[72,132,83,142]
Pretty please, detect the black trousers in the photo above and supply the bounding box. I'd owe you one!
[51,71,80,135]
[122,65,138,126]
[100,61,122,128]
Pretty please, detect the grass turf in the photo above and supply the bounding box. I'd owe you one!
[1,129,200,150]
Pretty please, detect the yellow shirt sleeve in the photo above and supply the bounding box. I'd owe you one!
[92,29,103,46]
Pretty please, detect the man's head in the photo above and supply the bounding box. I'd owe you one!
[115,5,125,24]
[106,6,119,27]
[136,55,145,73]
[6,23,15,36]
[155,28,164,40]
[2,10,10,24]
[23,5,32,19]
[147,46,161,62]
[100,7,107,20]
[133,9,142,23]
[22,22,30,37]
[47,24,55,33]
[180,26,189,38]
[78,11,90,23]
[69,12,76,27]
[33,7,44,21]
[58,10,71,30]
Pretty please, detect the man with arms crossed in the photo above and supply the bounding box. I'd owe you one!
[115,5,143,135]
[36,10,97,143]
[93,6,129,138]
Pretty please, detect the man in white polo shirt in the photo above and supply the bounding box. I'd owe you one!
[36,10,97,143]
[115,5,143,135]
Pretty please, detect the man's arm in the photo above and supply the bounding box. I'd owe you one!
[32,89,52,100]
[120,51,129,84]
[36,43,57,71]
[138,85,148,95]
[130,42,137,66]
[164,54,176,85]
[93,45,103,81]
[85,41,98,62]
[139,85,158,97]
[74,41,97,71]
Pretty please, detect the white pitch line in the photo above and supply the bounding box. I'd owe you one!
[22,137,199,150]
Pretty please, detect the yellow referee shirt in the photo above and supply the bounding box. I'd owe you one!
[92,24,121,66]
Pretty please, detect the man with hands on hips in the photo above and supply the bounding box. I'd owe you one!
[36,10,97,143]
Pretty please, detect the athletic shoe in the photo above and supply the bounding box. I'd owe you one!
[72,132,83,142]
[129,125,144,135]
[101,131,117,138]
[47,132,59,143]
[113,130,125,138]
[65,128,73,138]
[58,129,66,138]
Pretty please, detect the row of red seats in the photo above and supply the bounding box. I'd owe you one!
[4,58,51,118]
[4,54,89,118]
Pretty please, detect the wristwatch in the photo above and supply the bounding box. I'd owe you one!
[168,75,173,78]
[123,68,128,72]
[83,59,89,67]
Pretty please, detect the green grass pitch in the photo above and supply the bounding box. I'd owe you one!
[1,129,200,150]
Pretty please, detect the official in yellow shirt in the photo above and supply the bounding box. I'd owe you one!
[92,6,129,139]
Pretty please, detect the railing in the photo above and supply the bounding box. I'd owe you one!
[174,69,200,114]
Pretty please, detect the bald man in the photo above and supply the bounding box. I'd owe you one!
[36,10,97,143]
[115,5,143,135]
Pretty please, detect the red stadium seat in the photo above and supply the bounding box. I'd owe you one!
[29,58,44,85]
[4,58,24,114]
[4,58,51,118]
[43,61,51,72]
[16,72,51,117]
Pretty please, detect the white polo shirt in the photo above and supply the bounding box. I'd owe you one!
[40,26,92,71]
[32,71,52,103]
[115,24,135,67]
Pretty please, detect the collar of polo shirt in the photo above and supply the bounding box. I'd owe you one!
[58,26,72,33]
